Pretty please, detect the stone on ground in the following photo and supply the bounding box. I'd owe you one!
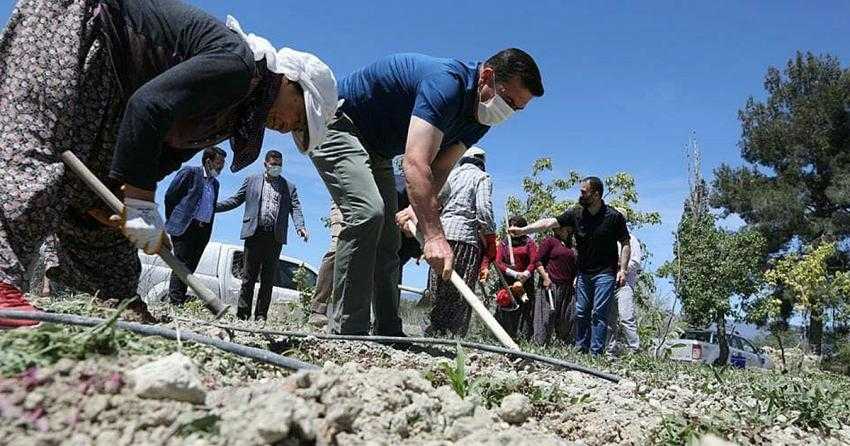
[127,352,206,404]
[499,393,533,425]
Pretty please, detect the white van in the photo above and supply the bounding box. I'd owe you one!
[137,241,317,307]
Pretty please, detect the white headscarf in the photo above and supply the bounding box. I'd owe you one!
[226,16,340,153]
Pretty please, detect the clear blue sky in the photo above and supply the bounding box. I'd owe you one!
[3,0,849,304]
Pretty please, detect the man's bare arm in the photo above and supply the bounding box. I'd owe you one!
[509,217,561,236]
[402,116,464,241]
[619,239,631,273]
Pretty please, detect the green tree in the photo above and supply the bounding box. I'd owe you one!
[661,176,767,365]
[760,243,850,355]
[505,158,662,231]
[711,52,850,352]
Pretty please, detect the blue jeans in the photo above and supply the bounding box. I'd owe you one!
[575,272,616,355]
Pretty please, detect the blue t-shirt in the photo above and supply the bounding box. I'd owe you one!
[339,53,490,157]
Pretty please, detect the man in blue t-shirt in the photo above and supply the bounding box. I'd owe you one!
[309,49,544,335]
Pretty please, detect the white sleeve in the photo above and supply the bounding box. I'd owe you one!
[629,235,642,272]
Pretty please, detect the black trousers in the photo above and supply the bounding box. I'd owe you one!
[168,220,212,305]
[238,230,283,320]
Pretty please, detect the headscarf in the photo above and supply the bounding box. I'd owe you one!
[226,16,340,162]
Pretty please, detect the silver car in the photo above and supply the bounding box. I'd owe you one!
[137,241,317,307]
[661,330,774,369]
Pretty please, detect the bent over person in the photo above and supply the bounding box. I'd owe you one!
[425,146,497,337]
[0,0,338,327]
[312,49,544,335]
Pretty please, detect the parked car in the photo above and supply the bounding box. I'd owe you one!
[137,242,317,307]
[660,330,774,369]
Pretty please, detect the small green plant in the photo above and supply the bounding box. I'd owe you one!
[292,264,316,322]
[441,343,469,398]
[470,376,516,408]
[652,415,723,445]
[568,392,593,405]
[748,379,850,432]
[166,413,221,439]
[181,298,210,319]
[822,341,850,376]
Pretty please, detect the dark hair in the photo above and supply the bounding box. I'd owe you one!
[485,48,544,97]
[508,215,528,227]
[554,226,574,247]
[265,150,283,162]
[202,146,226,164]
[581,176,604,196]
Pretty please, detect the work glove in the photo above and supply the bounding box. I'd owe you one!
[114,198,168,255]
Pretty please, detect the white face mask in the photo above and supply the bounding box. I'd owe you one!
[476,75,515,126]
[266,165,282,177]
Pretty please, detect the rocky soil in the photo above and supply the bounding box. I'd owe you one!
[1,301,848,445]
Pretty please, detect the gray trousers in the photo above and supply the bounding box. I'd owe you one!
[606,284,641,352]
[308,114,402,335]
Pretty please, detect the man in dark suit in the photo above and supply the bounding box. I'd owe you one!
[164,146,226,305]
[216,150,308,321]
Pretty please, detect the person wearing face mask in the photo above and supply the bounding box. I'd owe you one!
[509,177,631,355]
[216,150,308,321]
[0,0,338,328]
[311,49,544,336]
[162,146,227,306]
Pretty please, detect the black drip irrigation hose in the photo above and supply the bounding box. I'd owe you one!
[179,318,622,383]
[0,310,318,371]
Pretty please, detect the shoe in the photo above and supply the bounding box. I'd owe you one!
[126,299,157,324]
[0,283,40,329]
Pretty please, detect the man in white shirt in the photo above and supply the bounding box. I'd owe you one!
[607,233,642,354]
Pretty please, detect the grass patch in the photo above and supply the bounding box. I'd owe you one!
[0,298,145,375]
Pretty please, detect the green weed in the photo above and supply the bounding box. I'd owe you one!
[441,343,469,398]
